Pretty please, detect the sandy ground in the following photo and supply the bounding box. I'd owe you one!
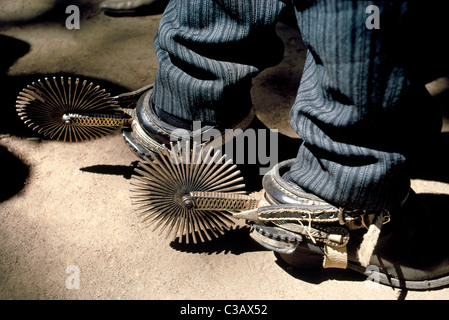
[1,0,449,301]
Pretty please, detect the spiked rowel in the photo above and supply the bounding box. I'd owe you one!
[16,76,133,142]
[129,141,263,243]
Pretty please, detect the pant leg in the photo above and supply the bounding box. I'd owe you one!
[288,0,442,210]
[152,0,289,129]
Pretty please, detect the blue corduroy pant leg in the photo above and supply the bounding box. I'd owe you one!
[152,0,289,128]
[288,0,442,210]
[151,0,442,211]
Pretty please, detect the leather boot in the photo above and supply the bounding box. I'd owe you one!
[122,85,256,159]
[249,159,449,290]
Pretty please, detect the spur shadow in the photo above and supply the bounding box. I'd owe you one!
[80,162,139,180]
[170,225,266,255]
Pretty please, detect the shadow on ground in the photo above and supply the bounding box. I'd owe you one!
[0,145,30,203]
[170,225,264,255]
[409,132,449,184]
[274,254,366,285]
[80,162,139,180]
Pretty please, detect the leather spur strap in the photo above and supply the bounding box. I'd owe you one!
[189,190,389,269]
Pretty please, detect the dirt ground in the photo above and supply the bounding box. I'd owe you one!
[1,0,449,301]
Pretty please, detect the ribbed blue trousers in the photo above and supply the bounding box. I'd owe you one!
[152,0,443,210]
